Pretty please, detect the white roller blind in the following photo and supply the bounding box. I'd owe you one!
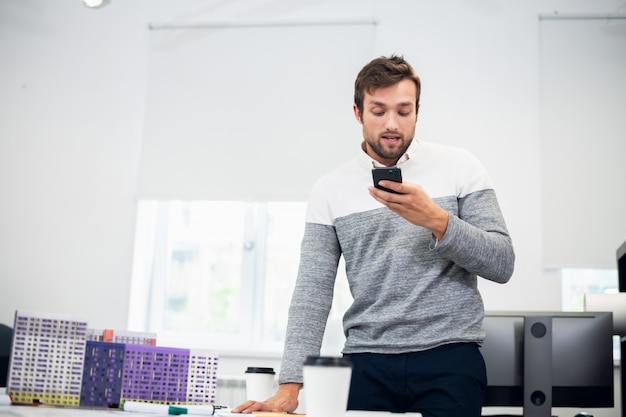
[540,16,626,268]
[138,21,376,201]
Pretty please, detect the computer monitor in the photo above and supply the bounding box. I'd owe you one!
[618,240,626,292]
[618,239,626,417]
[480,311,614,415]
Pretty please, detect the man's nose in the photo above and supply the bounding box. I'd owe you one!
[384,113,399,131]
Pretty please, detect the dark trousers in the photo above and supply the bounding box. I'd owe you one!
[345,343,487,417]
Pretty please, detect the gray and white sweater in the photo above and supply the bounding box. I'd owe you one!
[278,139,515,384]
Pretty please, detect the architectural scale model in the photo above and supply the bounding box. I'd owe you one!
[8,310,88,406]
[6,310,218,409]
[86,328,157,345]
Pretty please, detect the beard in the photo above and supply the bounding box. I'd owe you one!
[365,135,412,162]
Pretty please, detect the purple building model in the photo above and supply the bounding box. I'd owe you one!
[80,341,126,408]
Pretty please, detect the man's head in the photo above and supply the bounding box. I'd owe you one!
[353,55,421,166]
[354,55,421,119]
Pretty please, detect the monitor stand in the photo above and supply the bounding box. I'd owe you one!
[523,316,553,417]
[619,335,626,417]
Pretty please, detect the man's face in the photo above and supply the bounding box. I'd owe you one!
[354,79,418,166]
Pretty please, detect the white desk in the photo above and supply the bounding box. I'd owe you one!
[0,390,421,417]
[0,405,422,417]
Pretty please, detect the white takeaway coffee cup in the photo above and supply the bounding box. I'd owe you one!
[302,356,353,417]
[245,367,276,401]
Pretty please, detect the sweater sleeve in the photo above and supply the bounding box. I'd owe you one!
[278,222,342,384]
[434,189,515,283]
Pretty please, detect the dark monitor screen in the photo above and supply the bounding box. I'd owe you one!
[618,240,626,292]
[480,311,614,409]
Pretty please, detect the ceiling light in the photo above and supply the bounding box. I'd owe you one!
[83,0,110,8]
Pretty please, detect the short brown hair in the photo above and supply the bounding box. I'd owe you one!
[353,54,421,115]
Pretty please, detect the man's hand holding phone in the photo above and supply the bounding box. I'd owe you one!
[369,167,449,240]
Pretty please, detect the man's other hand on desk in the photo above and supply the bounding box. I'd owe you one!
[231,382,301,414]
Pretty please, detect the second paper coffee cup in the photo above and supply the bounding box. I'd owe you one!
[303,356,352,417]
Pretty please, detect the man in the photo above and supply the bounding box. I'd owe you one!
[233,55,514,417]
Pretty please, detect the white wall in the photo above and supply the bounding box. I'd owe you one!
[0,0,148,330]
[0,1,624,413]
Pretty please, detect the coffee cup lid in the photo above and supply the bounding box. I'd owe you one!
[245,367,275,374]
[303,356,352,367]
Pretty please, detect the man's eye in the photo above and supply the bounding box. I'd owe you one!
[399,112,411,117]
[373,111,384,116]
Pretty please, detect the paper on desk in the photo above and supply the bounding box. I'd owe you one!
[215,412,302,417]
[346,410,422,417]
[0,394,11,406]
[346,412,423,417]
[215,412,422,417]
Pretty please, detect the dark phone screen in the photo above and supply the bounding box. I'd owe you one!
[372,167,402,194]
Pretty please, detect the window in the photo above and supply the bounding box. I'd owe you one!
[561,268,620,360]
[561,268,619,312]
[128,200,351,354]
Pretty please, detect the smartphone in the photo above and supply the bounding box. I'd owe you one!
[372,167,403,194]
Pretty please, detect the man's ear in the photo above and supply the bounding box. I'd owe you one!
[353,103,363,124]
